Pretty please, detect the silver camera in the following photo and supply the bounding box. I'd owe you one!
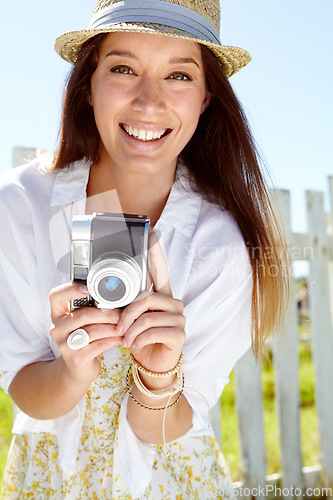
[70,212,150,309]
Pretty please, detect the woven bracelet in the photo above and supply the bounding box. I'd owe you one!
[126,367,184,411]
[130,353,184,378]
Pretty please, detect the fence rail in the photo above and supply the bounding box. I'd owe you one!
[213,180,333,498]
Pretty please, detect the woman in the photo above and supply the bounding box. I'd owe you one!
[0,0,289,498]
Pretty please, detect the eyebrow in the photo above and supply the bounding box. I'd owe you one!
[104,51,200,68]
[168,56,200,69]
[104,50,137,60]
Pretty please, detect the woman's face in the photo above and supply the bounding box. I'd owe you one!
[90,32,210,178]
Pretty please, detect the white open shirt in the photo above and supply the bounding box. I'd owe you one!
[0,159,253,497]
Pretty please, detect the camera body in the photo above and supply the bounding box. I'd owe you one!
[70,212,150,310]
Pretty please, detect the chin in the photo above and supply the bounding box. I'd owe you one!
[121,159,176,177]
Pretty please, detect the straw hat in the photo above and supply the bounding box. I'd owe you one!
[55,0,251,78]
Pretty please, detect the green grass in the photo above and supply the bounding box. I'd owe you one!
[0,343,319,490]
[0,389,13,490]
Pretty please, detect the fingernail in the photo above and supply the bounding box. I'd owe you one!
[116,321,123,335]
[79,284,89,294]
[122,338,128,348]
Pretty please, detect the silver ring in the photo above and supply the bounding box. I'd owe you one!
[67,329,91,350]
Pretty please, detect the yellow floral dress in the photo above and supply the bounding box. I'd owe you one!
[2,347,236,500]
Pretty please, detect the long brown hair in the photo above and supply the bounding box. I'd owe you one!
[182,46,290,357]
[52,34,290,358]
[53,35,103,167]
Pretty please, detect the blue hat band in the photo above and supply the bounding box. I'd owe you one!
[89,0,221,46]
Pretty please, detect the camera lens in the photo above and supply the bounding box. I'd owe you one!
[87,253,143,309]
[98,276,127,302]
[104,276,122,292]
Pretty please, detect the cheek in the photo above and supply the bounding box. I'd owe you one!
[176,110,201,150]
[180,94,205,128]
[178,95,207,144]
[91,85,129,126]
[91,93,116,129]
[90,79,111,112]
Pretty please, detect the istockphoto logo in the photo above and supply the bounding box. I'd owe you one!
[233,485,333,498]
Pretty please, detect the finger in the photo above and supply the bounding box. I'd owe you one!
[56,323,123,353]
[148,231,172,296]
[123,312,186,348]
[49,282,90,322]
[85,323,123,344]
[130,326,186,351]
[62,334,123,365]
[117,292,184,335]
[50,307,121,342]
[85,336,124,358]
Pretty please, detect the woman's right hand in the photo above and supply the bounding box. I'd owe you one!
[49,281,123,388]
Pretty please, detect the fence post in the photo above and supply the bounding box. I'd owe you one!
[272,189,303,497]
[327,177,333,323]
[306,190,333,486]
[234,350,266,494]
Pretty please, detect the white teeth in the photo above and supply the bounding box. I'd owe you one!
[123,124,167,141]
[138,129,146,141]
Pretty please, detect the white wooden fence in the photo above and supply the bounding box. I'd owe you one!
[212,181,333,498]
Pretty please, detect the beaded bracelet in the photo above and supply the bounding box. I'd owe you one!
[126,367,184,411]
[130,353,184,378]
[131,363,184,400]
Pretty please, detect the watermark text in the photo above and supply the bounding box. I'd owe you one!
[234,484,333,498]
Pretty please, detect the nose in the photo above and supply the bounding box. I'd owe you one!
[132,76,166,115]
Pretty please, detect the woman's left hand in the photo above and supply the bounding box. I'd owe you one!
[116,231,186,373]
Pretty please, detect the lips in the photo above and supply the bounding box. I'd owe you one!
[121,124,171,142]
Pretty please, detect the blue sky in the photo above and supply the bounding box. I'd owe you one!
[1,0,332,239]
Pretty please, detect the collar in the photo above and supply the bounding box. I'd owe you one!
[50,159,202,239]
[50,160,91,207]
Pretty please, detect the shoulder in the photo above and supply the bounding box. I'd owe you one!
[0,160,57,213]
[195,201,252,283]
[167,176,251,304]
[197,198,245,244]
[175,164,247,246]
[177,178,251,276]
[171,166,251,277]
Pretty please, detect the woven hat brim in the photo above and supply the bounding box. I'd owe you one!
[54,23,251,79]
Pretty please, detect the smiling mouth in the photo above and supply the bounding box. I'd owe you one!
[121,124,171,142]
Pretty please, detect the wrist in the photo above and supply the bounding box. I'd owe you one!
[130,383,183,409]
[126,357,184,410]
[139,372,177,391]
[130,353,183,381]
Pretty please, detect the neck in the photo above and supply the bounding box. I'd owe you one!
[86,156,176,226]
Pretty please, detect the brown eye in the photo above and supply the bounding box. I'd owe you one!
[111,65,134,74]
[170,72,191,81]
